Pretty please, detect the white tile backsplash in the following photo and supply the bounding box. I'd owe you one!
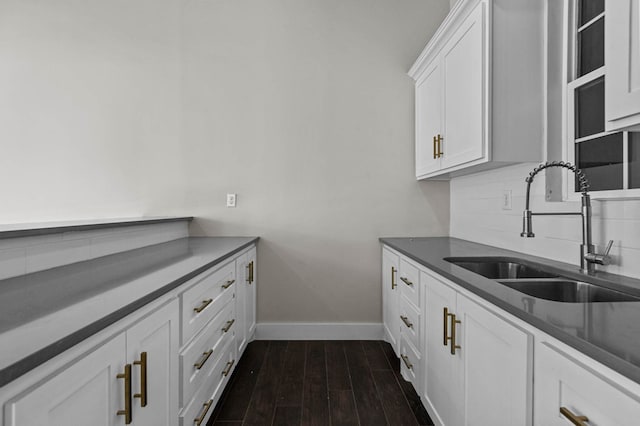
[451,163,640,279]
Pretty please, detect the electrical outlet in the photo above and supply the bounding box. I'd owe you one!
[502,190,512,210]
[226,193,237,208]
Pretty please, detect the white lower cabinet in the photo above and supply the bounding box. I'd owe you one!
[535,340,640,426]
[422,271,531,426]
[6,300,179,426]
[382,245,532,426]
[382,247,400,355]
[2,242,257,426]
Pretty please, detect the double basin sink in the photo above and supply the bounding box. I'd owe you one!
[444,257,640,303]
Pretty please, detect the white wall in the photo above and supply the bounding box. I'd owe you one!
[450,163,640,279]
[0,0,451,324]
[0,0,186,223]
[182,0,451,323]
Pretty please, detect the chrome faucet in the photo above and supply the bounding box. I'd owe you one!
[521,161,613,274]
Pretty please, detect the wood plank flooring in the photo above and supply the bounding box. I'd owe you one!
[208,340,434,426]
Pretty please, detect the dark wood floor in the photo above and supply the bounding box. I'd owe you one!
[207,340,434,426]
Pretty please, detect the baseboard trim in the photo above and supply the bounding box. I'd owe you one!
[255,322,384,340]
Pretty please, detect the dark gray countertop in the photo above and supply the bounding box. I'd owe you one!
[380,237,640,384]
[0,236,258,387]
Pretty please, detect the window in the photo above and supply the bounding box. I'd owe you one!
[566,0,640,197]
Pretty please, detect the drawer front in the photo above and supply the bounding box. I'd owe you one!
[182,261,236,345]
[535,342,640,426]
[399,334,421,389]
[180,336,236,426]
[399,297,421,353]
[180,301,236,406]
[399,258,420,308]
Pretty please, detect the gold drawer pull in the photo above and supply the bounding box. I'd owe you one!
[450,313,461,355]
[222,359,235,377]
[194,399,213,426]
[400,277,413,287]
[560,407,589,426]
[194,349,214,370]
[116,364,132,424]
[247,260,255,284]
[443,307,450,346]
[391,267,397,289]
[436,134,443,158]
[433,135,437,159]
[193,298,213,313]
[222,319,235,333]
[400,315,413,329]
[401,354,413,370]
[221,279,235,289]
[133,352,148,407]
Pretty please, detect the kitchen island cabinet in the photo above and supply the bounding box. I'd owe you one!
[0,231,258,426]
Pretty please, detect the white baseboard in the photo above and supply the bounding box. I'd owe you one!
[255,322,384,340]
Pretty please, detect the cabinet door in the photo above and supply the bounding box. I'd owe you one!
[245,246,257,340]
[235,252,248,355]
[7,334,125,426]
[457,294,531,426]
[423,273,458,426]
[126,300,179,426]
[440,1,486,170]
[415,59,442,178]
[605,0,640,130]
[382,248,400,355]
[535,341,640,426]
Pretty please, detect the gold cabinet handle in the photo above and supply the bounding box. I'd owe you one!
[560,407,590,426]
[222,318,235,333]
[400,277,413,287]
[433,135,438,159]
[391,266,397,290]
[401,354,413,370]
[437,134,443,158]
[194,399,213,426]
[443,307,450,346]
[221,279,235,289]
[247,261,255,284]
[194,349,214,370]
[116,364,132,424]
[133,352,148,407]
[193,298,213,313]
[222,359,235,377]
[400,315,413,329]
[450,313,461,355]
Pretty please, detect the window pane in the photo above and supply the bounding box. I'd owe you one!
[575,133,623,192]
[580,0,604,26]
[575,77,605,138]
[630,133,640,189]
[578,17,604,76]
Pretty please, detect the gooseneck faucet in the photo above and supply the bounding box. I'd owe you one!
[521,161,613,274]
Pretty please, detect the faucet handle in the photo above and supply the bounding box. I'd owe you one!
[585,240,614,266]
[603,240,614,257]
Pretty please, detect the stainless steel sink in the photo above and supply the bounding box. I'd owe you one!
[445,256,640,303]
[444,257,559,279]
[497,279,640,303]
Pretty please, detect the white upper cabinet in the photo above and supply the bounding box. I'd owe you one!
[605,0,640,131]
[409,0,545,180]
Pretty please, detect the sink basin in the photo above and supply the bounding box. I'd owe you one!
[498,279,640,303]
[444,257,559,279]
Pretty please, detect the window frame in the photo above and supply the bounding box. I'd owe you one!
[562,0,640,201]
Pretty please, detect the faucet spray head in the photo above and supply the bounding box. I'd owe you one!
[521,210,535,237]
